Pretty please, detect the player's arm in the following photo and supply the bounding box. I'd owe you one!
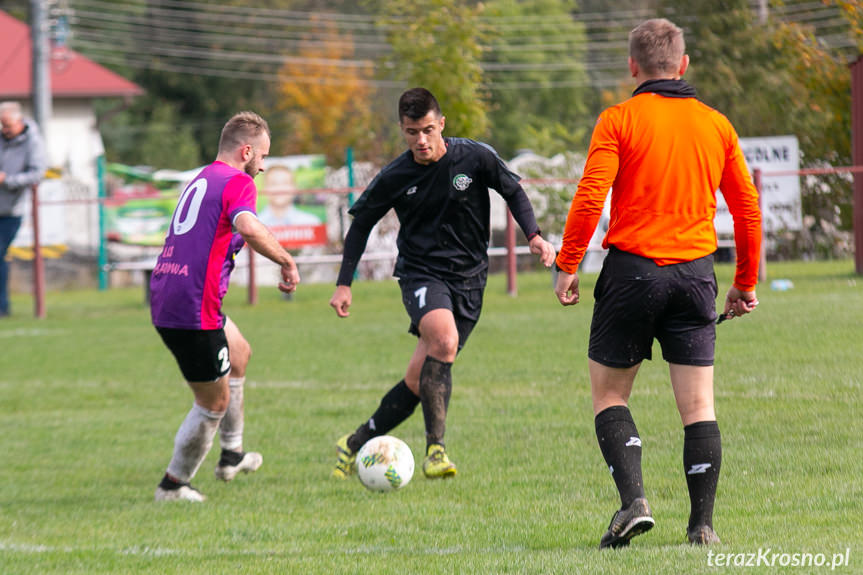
[504,189,555,267]
[554,112,619,307]
[234,211,300,294]
[719,133,762,292]
[557,113,619,275]
[717,127,762,320]
[554,266,580,306]
[480,143,555,267]
[329,218,376,318]
[330,171,395,317]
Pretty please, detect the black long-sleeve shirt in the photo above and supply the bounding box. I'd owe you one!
[337,138,541,285]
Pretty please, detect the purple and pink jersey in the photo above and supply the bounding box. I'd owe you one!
[150,161,257,330]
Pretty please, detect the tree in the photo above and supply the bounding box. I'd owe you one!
[483,0,592,158]
[277,16,376,164]
[663,0,860,255]
[97,98,201,169]
[372,0,488,139]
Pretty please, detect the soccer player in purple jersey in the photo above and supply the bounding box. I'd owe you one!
[151,111,300,502]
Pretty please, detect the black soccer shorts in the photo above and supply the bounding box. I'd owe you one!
[588,248,718,368]
[398,272,486,351]
[156,327,231,382]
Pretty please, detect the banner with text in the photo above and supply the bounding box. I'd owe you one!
[715,135,801,235]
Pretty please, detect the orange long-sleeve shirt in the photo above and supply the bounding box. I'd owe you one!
[556,90,762,291]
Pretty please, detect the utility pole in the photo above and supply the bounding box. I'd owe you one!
[758,0,768,25]
[30,0,52,133]
[852,57,863,275]
[30,0,51,319]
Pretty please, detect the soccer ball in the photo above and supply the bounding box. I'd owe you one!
[356,435,415,492]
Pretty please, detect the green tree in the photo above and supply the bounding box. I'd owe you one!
[658,0,859,256]
[98,98,201,169]
[74,0,288,163]
[483,0,592,158]
[372,0,488,140]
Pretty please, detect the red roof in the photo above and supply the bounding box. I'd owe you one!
[0,10,143,99]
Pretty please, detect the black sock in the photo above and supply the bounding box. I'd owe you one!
[158,474,187,490]
[684,420,722,531]
[347,380,420,452]
[595,405,645,508]
[419,356,453,449]
[218,448,244,467]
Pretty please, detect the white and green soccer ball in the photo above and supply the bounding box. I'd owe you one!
[356,435,415,492]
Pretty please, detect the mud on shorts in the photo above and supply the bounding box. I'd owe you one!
[588,247,718,368]
[156,326,231,382]
[398,271,486,351]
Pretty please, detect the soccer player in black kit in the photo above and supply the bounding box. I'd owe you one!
[330,88,555,479]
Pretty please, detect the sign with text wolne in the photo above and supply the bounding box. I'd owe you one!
[714,135,801,234]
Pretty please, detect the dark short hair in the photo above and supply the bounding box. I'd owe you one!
[218,111,270,153]
[398,88,441,122]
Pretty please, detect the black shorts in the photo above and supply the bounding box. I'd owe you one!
[398,272,486,351]
[588,248,717,368]
[156,327,231,382]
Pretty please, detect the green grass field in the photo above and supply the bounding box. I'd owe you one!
[1,260,861,574]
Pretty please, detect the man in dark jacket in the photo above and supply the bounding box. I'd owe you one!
[0,101,46,317]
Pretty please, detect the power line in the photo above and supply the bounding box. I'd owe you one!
[63,0,857,91]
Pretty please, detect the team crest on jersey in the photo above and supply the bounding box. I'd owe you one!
[452,174,472,192]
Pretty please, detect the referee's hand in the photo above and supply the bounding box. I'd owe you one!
[554,270,580,306]
[723,286,758,319]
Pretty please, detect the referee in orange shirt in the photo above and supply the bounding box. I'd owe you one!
[554,18,762,548]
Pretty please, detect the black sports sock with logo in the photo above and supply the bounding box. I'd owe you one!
[595,405,645,508]
[683,420,722,530]
[347,380,420,453]
[419,356,453,449]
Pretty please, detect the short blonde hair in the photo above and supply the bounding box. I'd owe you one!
[218,111,270,153]
[629,18,685,76]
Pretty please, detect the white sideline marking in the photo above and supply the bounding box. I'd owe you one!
[0,541,174,556]
[248,380,391,391]
[1,540,529,557]
[0,542,65,553]
[0,328,66,338]
[121,546,178,557]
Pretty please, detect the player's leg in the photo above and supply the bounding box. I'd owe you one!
[588,249,659,548]
[215,317,262,482]
[332,279,431,479]
[155,328,230,501]
[333,276,460,479]
[659,253,721,544]
[156,375,229,502]
[414,308,460,478]
[591,360,654,548]
[670,364,722,545]
[334,361,422,479]
[591,359,643,506]
[416,308,458,446]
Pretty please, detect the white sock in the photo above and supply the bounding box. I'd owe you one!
[166,403,224,483]
[219,377,245,452]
